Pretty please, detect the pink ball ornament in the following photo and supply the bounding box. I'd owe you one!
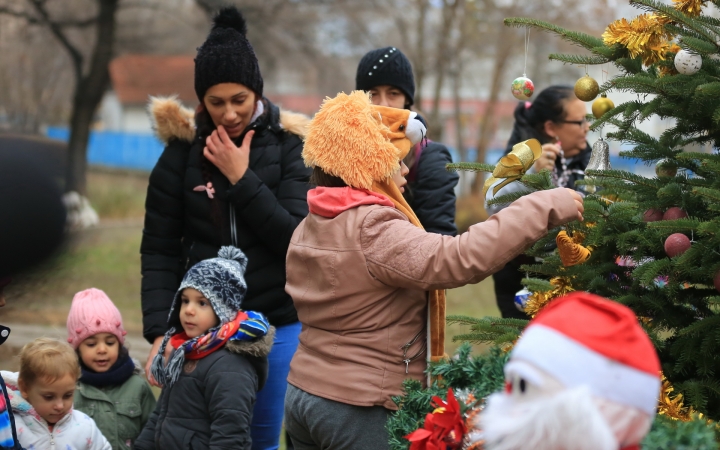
[662,207,688,221]
[511,77,535,101]
[643,209,664,222]
[664,233,691,258]
[714,271,720,293]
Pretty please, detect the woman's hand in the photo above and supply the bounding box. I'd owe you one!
[145,335,174,387]
[533,143,561,173]
[565,188,584,221]
[204,126,255,185]
[145,336,164,387]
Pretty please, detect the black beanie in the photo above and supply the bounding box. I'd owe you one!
[194,7,263,102]
[355,47,415,107]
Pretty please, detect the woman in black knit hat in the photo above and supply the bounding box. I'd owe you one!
[356,47,459,236]
[140,7,311,450]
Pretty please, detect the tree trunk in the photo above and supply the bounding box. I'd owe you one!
[452,63,465,163]
[427,0,460,140]
[412,0,429,116]
[64,0,119,194]
[470,27,514,194]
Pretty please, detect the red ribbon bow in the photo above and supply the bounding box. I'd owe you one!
[405,388,467,450]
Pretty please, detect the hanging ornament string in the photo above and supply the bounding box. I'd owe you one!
[523,28,530,78]
[511,28,535,101]
[592,65,615,124]
[575,64,600,102]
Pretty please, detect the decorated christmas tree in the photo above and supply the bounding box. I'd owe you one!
[388,0,720,447]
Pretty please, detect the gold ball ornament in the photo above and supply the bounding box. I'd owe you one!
[655,159,678,178]
[574,75,600,102]
[592,94,615,119]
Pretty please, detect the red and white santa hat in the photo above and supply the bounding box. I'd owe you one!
[510,292,661,415]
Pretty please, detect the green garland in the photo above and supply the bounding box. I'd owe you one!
[387,344,719,449]
[387,344,508,449]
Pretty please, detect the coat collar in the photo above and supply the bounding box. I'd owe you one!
[148,96,310,145]
[225,326,275,358]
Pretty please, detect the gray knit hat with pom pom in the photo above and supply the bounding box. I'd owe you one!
[194,6,263,101]
[167,246,249,328]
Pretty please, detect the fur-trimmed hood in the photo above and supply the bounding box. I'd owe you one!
[225,326,275,358]
[148,96,310,144]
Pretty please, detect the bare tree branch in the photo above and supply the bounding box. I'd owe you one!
[27,0,83,80]
[55,16,97,27]
[0,5,42,23]
[0,5,97,26]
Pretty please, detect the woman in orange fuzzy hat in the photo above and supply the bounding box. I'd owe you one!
[282,90,584,450]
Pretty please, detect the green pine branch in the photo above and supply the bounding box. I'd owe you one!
[447,315,526,345]
[487,189,533,206]
[446,162,494,173]
[641,415,718,449]
[614,56,645,74]
[503,17,604,50]
[680,35,719,55]
[611,75,664,95]
[693,186,720,203]
[665,24,716,50]
[548,53,610,65]
[584,169,660,189]
[519,170,554,191]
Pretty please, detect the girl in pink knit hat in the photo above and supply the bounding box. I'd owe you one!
[66,288,156,450]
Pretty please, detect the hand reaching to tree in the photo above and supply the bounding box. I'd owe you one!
[565,188,584,222]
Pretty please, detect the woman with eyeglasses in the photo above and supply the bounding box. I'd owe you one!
[504,85,591,187]
[487,85,591,319]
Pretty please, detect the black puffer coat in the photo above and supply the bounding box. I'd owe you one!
[134,332,273,450]
[403,142,459,236]
[141,97,311,341]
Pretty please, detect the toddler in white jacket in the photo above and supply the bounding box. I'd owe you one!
[2,338,110,450]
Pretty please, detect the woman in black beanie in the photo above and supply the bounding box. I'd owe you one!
[140,7,311,450]
[356,47,459,236]
[488,85,591,319]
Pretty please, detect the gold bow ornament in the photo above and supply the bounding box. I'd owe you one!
[556,230,591,267]
[483,139,543,197]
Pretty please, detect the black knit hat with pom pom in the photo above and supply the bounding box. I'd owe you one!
[194,7,263,102]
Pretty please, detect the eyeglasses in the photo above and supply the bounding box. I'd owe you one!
[557,118,588,127]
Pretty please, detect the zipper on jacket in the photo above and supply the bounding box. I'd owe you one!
[400,329,427,374]
[229,205,238,247]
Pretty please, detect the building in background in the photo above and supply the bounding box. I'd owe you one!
[100,55,196,132]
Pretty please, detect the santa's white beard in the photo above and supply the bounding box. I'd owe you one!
[480,387,619,450]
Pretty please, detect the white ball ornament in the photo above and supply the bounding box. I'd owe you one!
[674,50,702,75]
[511,77,535,101]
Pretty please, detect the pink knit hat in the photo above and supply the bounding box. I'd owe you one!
[66,288,127,349]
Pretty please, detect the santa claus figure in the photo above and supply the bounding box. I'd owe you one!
[478,292,661,450]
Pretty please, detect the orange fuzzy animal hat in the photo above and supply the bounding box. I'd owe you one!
[303,90,447,366]
[303,90,419,189]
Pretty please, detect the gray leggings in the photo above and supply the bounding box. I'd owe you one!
[284,384,391,450]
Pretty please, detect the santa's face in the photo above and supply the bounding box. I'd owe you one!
[479,359,621,450]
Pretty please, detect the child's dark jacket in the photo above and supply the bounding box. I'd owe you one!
[134,330,273,450]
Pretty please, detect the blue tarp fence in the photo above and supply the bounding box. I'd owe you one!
[46,127,644,174]
[46,127,165,172]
